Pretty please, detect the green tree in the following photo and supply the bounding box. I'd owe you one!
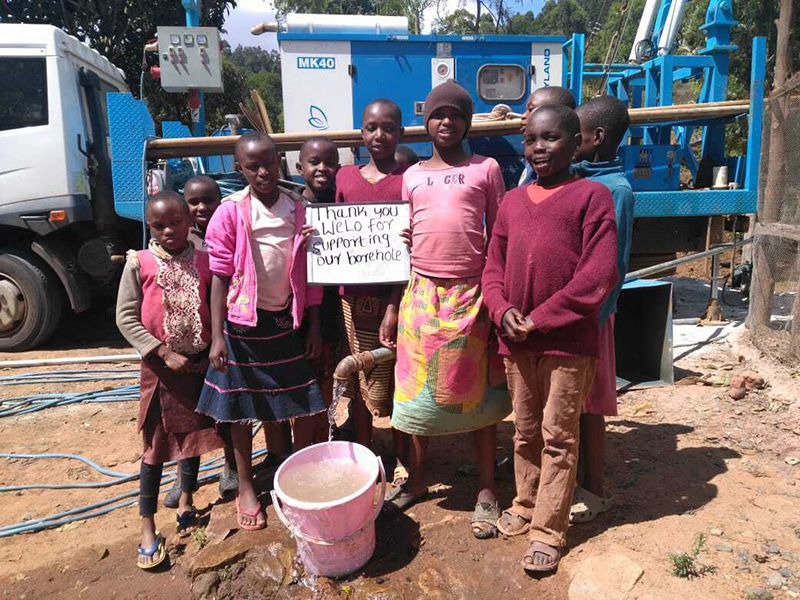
[246,71,285,132]
[432,8,496,34]
[228,45,281,74]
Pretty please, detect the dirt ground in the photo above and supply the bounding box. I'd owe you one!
[1,282,799,599]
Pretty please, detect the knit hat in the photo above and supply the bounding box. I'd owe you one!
[424,79,474,137]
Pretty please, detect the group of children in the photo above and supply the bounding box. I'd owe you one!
[117,79,634,575]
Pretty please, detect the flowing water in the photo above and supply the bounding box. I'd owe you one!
[328,377,349,441]
[279,459,373,503]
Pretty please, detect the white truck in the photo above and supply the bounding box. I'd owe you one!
[0,24,128,351]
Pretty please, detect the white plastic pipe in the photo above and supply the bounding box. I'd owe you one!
[0,354,140,369]
[254,14,408,36]
[657,0,688,56]
[629,0,661,62]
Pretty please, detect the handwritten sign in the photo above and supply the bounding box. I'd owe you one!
[306,202,410,285]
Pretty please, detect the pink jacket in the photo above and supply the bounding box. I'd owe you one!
[204,186,322,329]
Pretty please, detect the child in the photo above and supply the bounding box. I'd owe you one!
[570,96,634,523]
[518,86,576,186]
[297,137,341,443]
[296,138,339,204]
[163,175,237,508]
[335,99,409,468]
[482,105,618,572]
[395,145,419,168]
[116,191,225,569]
[185,175,223,250]
[383,80,511,540]
[197,132,326,530]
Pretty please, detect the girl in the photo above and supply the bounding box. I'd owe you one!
[382,81,512,540]
[197,132,326,531]
[335,99,409,476]
[482,105,618,572]
[116,191,225,569]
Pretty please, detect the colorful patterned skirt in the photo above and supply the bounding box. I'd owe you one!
[197,308,326,424]
[390,272,512,436]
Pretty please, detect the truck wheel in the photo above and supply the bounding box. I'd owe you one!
[0,249,64,352]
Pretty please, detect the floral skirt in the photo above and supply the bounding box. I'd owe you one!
[390,272,511,436]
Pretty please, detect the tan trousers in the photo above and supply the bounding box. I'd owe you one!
[504,351,596,548]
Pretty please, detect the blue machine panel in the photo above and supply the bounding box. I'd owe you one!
[108,93,154,222]
[620,145,681,192]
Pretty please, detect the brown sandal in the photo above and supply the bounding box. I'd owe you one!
[496,510,531,537]
[521,541,561,573]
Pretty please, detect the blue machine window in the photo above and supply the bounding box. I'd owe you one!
[477,64,525,102]
[0,57,48,131]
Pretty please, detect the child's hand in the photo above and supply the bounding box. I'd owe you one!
[400,227,412,249]
[501,308,528,342]
[209,337,228,373]
[379,304,399,349]
[523,316,536,333]
[305,323,322,360]
[158,346,192,374]
[301,225,318,249]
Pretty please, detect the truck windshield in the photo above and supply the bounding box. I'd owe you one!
[0,57,48,131]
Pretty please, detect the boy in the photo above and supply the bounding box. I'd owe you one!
[297,137,341,443]
[296,138,339,203]
[185,175,223,249]
[570,96,634,523]
[518,86,577,186]
[482,105,618,572]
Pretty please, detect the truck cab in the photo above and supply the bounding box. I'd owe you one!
[0,24,128,351]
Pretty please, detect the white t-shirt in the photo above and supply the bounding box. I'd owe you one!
[250,192,295,311]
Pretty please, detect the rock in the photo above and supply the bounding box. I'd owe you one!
[729,387,747,400]
[780,568,793,578]
[243,550,286,597]
[709,528,723,536]
[737,566,752,573]
[753,554,769,564]
[746,588,774,600]
[767,543,781,555]
[767,572,785,589]
[568,554,644,600]
[739,553,750,564]
[191,571,220,599]
[96,547,109,561]
[715,543,733,553]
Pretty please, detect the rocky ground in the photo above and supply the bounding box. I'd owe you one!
[0,279,799,599]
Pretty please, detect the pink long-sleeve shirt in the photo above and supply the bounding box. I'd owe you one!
[403,155,505,279]
[204,186,322,330]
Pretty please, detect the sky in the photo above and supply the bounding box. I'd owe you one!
[221,0,546,51]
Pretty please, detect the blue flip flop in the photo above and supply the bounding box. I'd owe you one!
[137,532,167,570]
[176,509,198,531]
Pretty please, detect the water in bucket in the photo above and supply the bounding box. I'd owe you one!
[279,459,373,503]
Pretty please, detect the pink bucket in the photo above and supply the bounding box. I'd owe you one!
[271,441,386,577]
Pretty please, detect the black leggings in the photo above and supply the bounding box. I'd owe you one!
[139,456,200,517]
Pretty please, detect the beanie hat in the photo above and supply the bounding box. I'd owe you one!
[424,79,474,137]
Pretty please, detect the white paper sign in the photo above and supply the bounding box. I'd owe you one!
[306,202,411,285]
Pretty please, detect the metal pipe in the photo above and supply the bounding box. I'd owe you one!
[333,347,396,382]
[0,354,140,369]
[145,100,750,159]
[629,0,661,62]
[625,238,753,282]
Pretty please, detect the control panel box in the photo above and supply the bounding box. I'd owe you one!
[157,26,223,93]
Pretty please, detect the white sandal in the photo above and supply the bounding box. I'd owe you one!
[570,486,614,523]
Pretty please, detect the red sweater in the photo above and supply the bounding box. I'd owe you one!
[482,178,618,358]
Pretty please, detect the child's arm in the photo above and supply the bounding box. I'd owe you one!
[526,189,619,333]
[116,256,191,373]
[115,256,161,358]
[209,275,230,372]
[379,286,403,349]
[484,159,506,240]
[482,200,526,341]
[599,185,635,324]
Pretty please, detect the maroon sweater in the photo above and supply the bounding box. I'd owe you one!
[482,178,618,358]
[335,164,407,297]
